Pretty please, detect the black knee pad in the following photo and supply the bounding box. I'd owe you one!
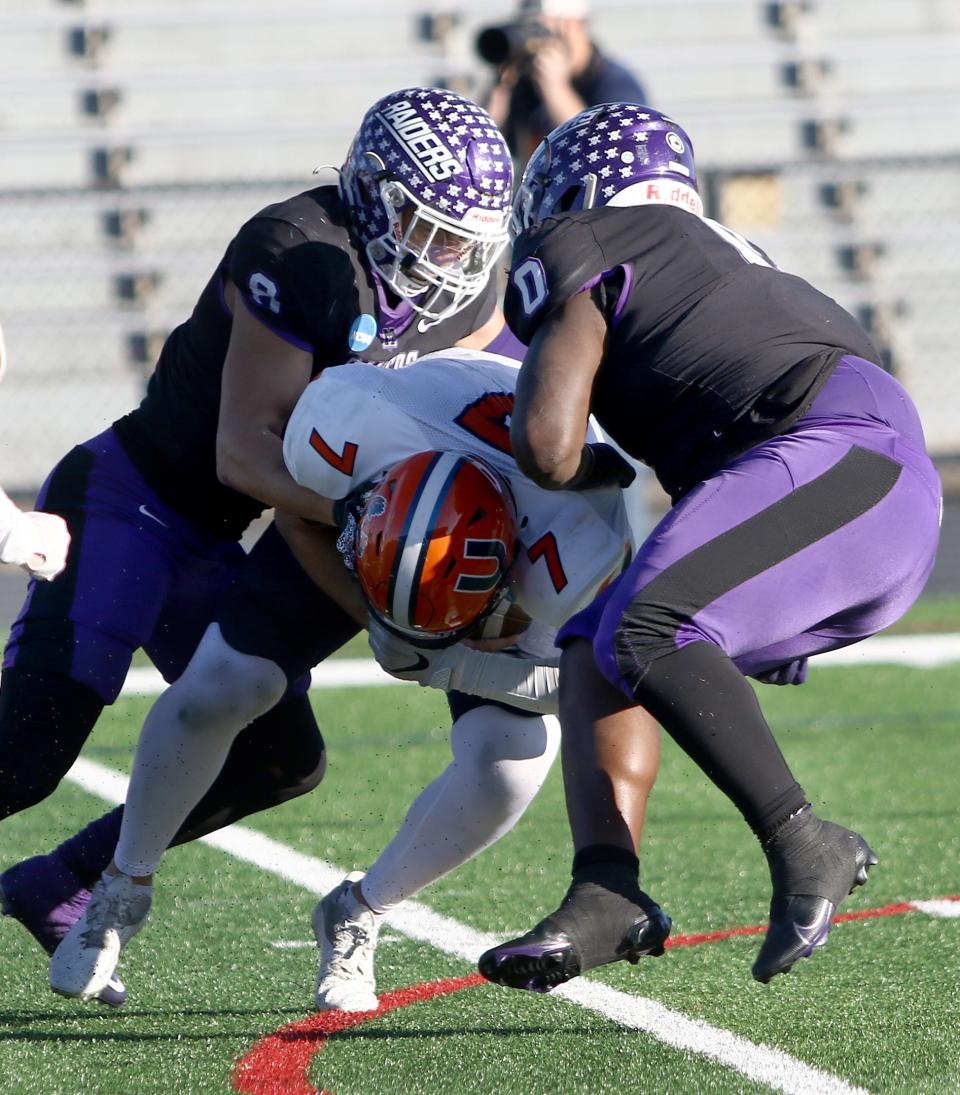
[0,667,104,818]
[171,692,325,844]
[446,689,543,721]
[244,692,327,798]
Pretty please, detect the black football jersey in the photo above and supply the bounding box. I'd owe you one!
[113,186,498,537]
[505,205,880,500]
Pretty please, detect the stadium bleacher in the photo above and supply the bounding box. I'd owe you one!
[1,0,959,488]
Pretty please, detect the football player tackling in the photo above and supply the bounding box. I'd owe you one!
[477,104,941,992]
[0,88,518,1007]
[47,347,670,1007]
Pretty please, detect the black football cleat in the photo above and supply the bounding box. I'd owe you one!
[752,809,878,984]
[478,876,671,994]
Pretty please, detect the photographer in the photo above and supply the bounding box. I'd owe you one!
[479,0,649,166]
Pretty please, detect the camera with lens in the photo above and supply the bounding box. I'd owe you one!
[475,19,558,68]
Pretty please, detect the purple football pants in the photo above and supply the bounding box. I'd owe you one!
[559,356,943,697]
[4,428,259,703]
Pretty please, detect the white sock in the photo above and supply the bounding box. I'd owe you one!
[361,706,560,913]
[114,624,286,876]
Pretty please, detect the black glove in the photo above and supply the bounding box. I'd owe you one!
[568,443,637,491]
[332,477,381,573]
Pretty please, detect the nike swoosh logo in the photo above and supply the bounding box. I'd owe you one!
[390,654,430,674]
[138,504,169,528]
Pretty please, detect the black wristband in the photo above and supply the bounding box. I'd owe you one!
[567,443,637,491]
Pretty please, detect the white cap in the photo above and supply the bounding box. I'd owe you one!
[518,0,589,17]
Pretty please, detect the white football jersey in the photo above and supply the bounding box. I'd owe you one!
[283,348,636,629]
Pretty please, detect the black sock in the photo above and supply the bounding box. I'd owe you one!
[0,668,103,820]
[632,642,808,838]
[572,844,639,879]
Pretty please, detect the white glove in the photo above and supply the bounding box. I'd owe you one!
[368,617,560,715]
[368,618,460,687]
[0,492,71,581]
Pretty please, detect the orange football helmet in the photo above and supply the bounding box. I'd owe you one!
[356,450,518,647]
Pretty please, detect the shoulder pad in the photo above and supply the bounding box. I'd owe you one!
[504,216,610,344]
[283,366,426,500]
[229,192,355,339]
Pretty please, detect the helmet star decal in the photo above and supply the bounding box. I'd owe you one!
[340,88,513,325]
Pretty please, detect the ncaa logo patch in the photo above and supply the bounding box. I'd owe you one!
[348,313,378,352]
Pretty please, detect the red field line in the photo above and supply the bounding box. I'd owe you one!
[666,894,960,949]
[234,895,959,1092]
[231,973,485,1095]
[665,901,910,948]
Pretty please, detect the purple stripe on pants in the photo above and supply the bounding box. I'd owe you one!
[559,357,943,696]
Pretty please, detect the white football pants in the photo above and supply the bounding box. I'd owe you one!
[115,624,560,901]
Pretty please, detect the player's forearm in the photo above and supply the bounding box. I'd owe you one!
[512,296,605,488]
[539,84,587,131]
[441,646,561,715]
[274,512,368,626]
[462,650,560,714]
[216,429,333,523]
[512,418,584,489]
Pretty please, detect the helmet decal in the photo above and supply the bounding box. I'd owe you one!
[356,450,518,647]
[512,103,702,235]
[377,99,465,183]
[340,88,513,324]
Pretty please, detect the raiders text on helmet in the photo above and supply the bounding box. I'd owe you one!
[340,88,513,324]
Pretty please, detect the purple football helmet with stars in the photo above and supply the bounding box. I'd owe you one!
[512,103,701,236]
[340,87,513,324]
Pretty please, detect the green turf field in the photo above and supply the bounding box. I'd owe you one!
[1,657,958,1094]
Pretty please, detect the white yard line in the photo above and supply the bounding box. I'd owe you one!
[65,755,870,1095]
[97,632,960,696]
[910,899,960,918]
[1,633,958,699]
[815,633,960,669]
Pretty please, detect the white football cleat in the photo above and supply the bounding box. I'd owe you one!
[48,872,152,1003]
[313,872,380,1012]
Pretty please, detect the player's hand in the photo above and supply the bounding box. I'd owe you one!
[0,510,70,581]
[571,443,637,490]
[368,618,460,689]
[331,476,381,573]
[751,658,808,686]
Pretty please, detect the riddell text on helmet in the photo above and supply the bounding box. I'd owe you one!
[378,100,463,182]
[639,181,703,215]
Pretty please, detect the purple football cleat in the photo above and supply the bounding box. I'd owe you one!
[0,853,127,1006]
